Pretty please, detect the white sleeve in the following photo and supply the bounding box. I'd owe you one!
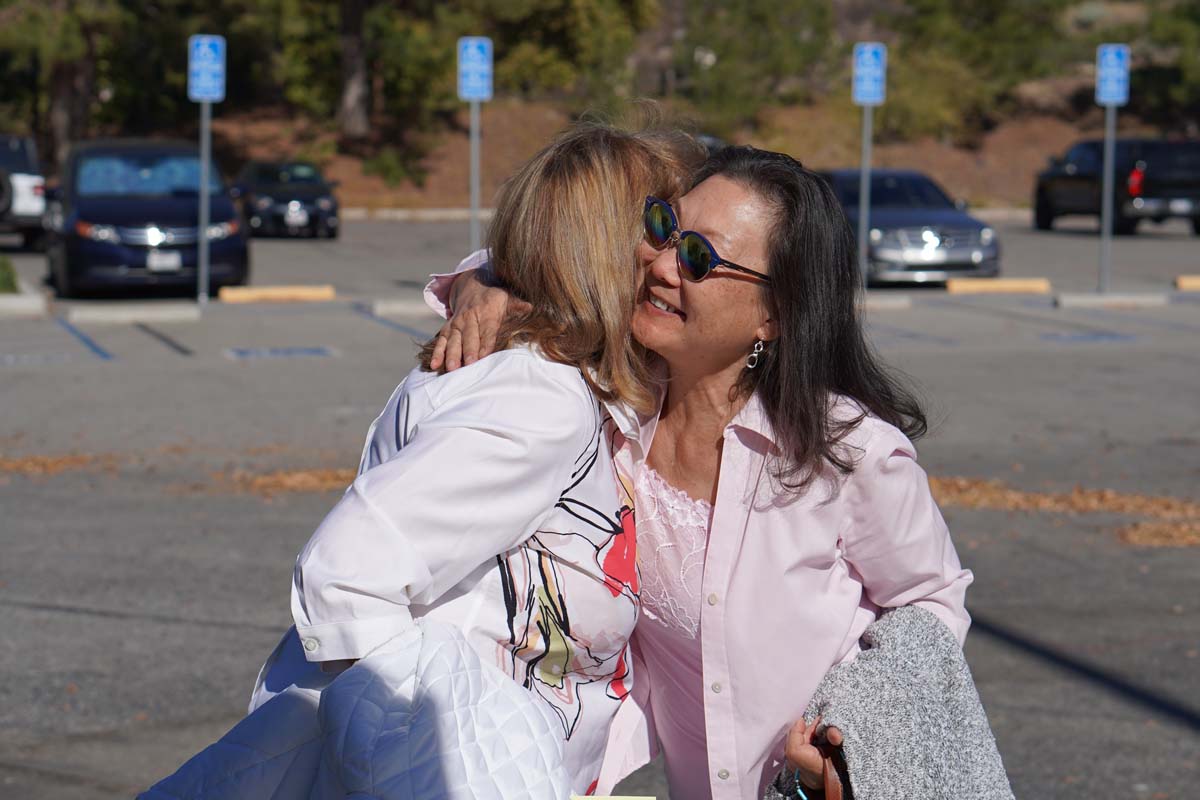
[423,249,491,319]
[290,354,591,662]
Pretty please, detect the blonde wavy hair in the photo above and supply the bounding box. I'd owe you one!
[422,118,703,413]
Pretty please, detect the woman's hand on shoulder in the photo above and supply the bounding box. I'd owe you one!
[429,270,530,371]
[784,716,843,792]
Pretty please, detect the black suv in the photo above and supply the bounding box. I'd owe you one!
[0,134,47,249]
[1034,139,1200,235]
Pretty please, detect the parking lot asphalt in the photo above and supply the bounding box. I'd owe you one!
[2,220,1199,799]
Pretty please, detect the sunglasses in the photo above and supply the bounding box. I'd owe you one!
[643,196,772,285]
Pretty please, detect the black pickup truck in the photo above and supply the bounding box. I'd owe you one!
[1034,138,1200,235]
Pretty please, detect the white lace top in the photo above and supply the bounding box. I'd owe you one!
[635,465,713,638]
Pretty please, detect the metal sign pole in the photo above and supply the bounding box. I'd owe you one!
[1094,43,1128,295]
[858,104,873,287]
[198,100,212,307]
[469,100,481,253]
[458,36,492,255]
[1098,103,1116,293]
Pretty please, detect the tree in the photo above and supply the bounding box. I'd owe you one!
[876,0,1077,140]
[1147,0,1200,132]
[0,0,125,171]
[675,0,834,135]
[338,0,371,141]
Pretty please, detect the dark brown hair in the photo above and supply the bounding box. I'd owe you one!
[695,146,927,490]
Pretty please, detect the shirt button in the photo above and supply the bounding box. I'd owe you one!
[302,638,319,652]
[707,593,719,606]
[717,768,730,780]
[711,682,722,693]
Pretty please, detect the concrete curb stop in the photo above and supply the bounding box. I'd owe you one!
[0,279,48,319]
[1054,292,1170,309]
[1175,275,1200,292]
[946,277,1052,295]
[67,302,202,325]
[219,285,337,304]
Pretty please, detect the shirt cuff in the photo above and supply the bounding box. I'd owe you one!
[422,249,491,318]
[294,606,415,662]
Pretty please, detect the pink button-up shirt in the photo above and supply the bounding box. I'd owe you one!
[427,259,973,799]
[594,392,973,799]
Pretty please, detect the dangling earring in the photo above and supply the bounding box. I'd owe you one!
[746,339,765,370]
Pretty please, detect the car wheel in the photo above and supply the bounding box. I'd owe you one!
[1192,217,1200,236]
[53,261,74,299]
[1114,213,1139,236]
[21,229,45,252]
[1034,193,1054,230]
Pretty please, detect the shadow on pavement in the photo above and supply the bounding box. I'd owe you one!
[972,612,1200,733]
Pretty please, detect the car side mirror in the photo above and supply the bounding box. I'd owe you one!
[955,198,969,212]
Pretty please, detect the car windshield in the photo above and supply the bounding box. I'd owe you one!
[251,162,324,184]
[833,174,955,209]
[75,152,223,197]
[0,138,37,174]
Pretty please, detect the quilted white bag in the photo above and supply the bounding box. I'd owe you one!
[141,619,571,800]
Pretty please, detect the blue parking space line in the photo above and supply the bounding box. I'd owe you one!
[53,317,115,361]
[224,346,339,360]
[351,303,434,339]
[868,322,959,346]
[1040,331,1136,344]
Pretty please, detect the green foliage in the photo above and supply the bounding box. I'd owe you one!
[876,0,1079,141]
[362,146,429,188]
[675,0,834,135]
[1147,0,1200,128]
[875,49,991,143]
[0,255,17,294]
[272,0,342,117]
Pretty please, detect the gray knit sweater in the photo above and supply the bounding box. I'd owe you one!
[765,606,1014,800]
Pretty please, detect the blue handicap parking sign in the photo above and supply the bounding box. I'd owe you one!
[188,35,226,103]
[853,42,887,107]
[458,37,493,102]
[1095,43,1130,107]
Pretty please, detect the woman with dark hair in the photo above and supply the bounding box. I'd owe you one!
[429,145,973,799]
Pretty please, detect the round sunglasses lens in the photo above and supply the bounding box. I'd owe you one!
[645,203,673,247]
[678,233,713,280]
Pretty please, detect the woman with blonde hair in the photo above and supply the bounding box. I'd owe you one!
[141,120,704,800]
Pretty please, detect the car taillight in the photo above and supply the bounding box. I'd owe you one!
[1127,165,1145,197]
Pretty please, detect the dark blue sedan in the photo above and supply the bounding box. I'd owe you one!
[45,139,250,297]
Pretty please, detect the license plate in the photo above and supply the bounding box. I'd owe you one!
[1169,198,1193,214]
[147,249,182,272]
[284,208,310,227]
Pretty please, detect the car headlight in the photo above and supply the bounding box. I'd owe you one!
[979,227,995,246]
[206,220,240,240]
[868,227,883,244]
[254,196,274,210]
[316,196,335,211]
[74,220,121,243]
